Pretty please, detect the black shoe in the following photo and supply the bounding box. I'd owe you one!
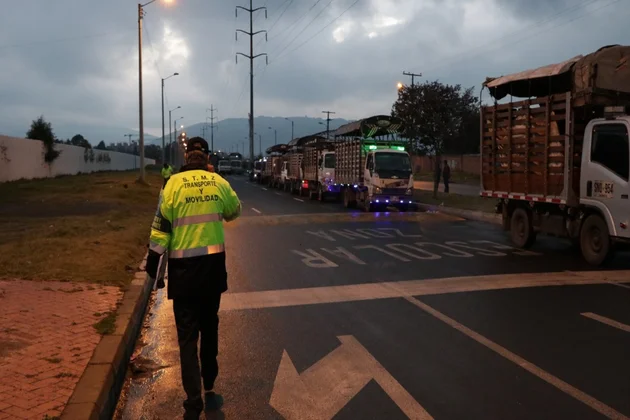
[204,392,224,411]
[183,409,201,420]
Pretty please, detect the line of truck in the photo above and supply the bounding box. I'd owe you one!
[250,115,415,212]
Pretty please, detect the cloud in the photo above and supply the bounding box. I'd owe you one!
[0,0,627,141]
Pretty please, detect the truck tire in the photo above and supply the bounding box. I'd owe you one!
[580,214,613,266]
[318,187,326,202]
[309,189,317,200]
[343,190,356,209]
[510,207,536,249]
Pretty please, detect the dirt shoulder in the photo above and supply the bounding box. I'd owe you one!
[413,189,497,214]
[0,170,162,286]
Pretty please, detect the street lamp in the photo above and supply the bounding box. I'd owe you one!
[284,117,294,142]
[138,0,174,183]
[397,82,404,90]
[268,127,277,145]
[169,105,181,165]
[161,72,179,163]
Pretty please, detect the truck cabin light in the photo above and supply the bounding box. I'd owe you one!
[604,105,628,119]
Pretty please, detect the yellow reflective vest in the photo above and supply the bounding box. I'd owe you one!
[149,170,241,259]
[161,166,173,179]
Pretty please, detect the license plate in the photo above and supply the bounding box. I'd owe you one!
[391,197,400,203]
[593,180,614,198]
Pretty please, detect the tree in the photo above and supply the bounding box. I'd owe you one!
[70,134,92,149]
[27,115,61,164]
[392,80,479,196]
[392,80,478,156]
[95,140,107,150]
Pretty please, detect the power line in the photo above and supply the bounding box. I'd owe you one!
[271,0,333,60]
[273,0,360,63]
[267,0,323,56]
[0,30,135,50]
[255,0,294,49]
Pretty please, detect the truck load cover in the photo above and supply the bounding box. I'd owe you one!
[481,45,630,202]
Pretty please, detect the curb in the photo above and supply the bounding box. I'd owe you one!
[416,203,502,225]
[61,254,154,420]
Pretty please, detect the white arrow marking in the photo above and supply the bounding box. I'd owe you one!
[269,335,432,420]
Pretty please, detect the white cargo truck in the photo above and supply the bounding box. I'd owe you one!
[481,45,630,265]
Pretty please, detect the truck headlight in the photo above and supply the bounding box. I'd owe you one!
[406,188,413,195]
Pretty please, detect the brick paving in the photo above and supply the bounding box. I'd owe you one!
[0,280,123,420]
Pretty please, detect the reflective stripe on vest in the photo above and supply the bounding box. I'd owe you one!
[150,241,167,254]
[172,213,223,228]
[169,243,225,259]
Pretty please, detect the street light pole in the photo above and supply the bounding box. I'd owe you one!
[268,127,276,144]
[284,117,294,142]
[169,105,180,166]
[161,73,179,163]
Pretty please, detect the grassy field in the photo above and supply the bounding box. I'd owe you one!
[413,189,497,213]
[0,170,162,286]
[413,171,480,185]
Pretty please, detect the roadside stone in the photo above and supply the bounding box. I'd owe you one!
[0,280,123,419]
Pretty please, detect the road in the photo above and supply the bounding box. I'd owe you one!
[414,181,480,196]
[116,175,630,420]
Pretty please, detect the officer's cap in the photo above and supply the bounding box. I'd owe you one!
[186,137,209,154]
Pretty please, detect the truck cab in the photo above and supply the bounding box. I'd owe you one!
[364,147,414,210]
[217,160,232,176]
[251,159,263,182]
[315,151,339,200]
[579,108,630,250]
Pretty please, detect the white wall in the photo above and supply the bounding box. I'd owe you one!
[0,135,156,183]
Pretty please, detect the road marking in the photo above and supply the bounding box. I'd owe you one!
[275,192,282,196]
[294,198,304,202]
[251,208,262,214]
[400,294,628,420]
[220,270,630,311]
[270,335,432,420]
[581,312,630,333]
[291,249,338,268]
[262,187,268,191]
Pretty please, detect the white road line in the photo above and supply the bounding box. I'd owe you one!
[275,192,282,196]
[401,295,627,420]
[294,198,304,202]
[251,208,262,214]
[220,271,630,311]
[581,312,630,333]
[262,188,268,191]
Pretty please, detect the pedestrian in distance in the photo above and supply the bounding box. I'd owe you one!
[161,162,174,188]
[145,137,241,419]
[443,160,451,193]
[432,159,441,198]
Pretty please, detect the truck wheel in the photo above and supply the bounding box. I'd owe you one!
[318,187,326,202]
[580,214,612,266]
[343,191,355,209]
[309,189,317,200]
[510,208,536,249]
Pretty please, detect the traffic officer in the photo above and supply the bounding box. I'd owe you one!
[161,163,174,188]
[145,137,241,419]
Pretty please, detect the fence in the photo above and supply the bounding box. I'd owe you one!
[0,135,156,183]
[411,154,480,175]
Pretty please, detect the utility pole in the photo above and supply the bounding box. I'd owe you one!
[236,1,267,169]
[207,105,217,152]
[402,71,422,86]
[285,117,294,142]
[322,111,335,139]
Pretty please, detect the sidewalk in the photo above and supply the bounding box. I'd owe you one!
[0,280,122,420]
[414,180,480,197]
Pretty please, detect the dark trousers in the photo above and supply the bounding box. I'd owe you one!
[444,177,450,193]
[173,293,222,413]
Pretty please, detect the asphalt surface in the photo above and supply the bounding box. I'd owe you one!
[115,175,630,420]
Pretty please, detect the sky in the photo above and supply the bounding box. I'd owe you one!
[1,0,628,141]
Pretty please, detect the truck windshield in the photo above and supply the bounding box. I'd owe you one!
[230,161,241,168]
[219,160,229,167]
[324,154,335,168]
[374,152,411,177]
